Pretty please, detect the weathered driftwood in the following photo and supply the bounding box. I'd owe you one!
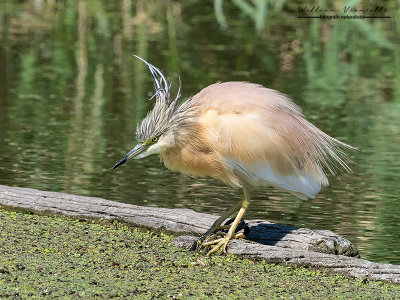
[1,184,399,283]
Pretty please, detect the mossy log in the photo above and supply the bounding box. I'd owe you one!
[1,184,399,283]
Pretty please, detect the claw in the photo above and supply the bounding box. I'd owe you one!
[192,232,245,256]
[205,233,245,255]
[190,190,250,255]
[191,217,249,254]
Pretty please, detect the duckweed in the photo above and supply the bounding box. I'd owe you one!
[1,208,399,298]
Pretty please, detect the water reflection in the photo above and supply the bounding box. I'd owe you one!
[0,0,399,264]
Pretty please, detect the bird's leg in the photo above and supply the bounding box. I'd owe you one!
[190,201,242,251]
[192,185,250,255]
[206,192,249,256]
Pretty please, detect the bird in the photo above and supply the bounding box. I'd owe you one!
[112,56,354,256]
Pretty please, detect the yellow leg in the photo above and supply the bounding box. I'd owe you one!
[190,201,242,251]
[206,195,249,256]
[192,185,250,255]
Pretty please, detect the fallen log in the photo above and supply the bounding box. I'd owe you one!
[1,184,399,283]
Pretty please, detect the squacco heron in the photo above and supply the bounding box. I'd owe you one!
[112,56,353,255]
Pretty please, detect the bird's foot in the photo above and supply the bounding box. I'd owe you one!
[203,232,245,256]
[191,218,248,255]
[190,229,222,251]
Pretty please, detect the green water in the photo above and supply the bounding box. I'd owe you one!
[1,1,399,264]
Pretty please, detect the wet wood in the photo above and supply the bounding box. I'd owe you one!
[1,184,399,283]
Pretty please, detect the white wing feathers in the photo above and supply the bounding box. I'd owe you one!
[225,158,324,200]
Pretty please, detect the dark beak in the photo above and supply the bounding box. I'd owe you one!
[111,143,148,170]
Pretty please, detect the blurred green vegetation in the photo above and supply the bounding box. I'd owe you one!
[0,0,399,264]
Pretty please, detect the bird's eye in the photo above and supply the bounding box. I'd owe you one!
[152,137,158,143]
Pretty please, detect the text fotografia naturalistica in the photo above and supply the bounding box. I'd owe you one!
[297,5,391,20]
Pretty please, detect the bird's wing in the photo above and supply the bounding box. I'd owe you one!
[224,158,321,200]
[197,106,324,199]
[194,82,335,199]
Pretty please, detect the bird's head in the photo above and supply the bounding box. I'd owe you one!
[111,56,184,170]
